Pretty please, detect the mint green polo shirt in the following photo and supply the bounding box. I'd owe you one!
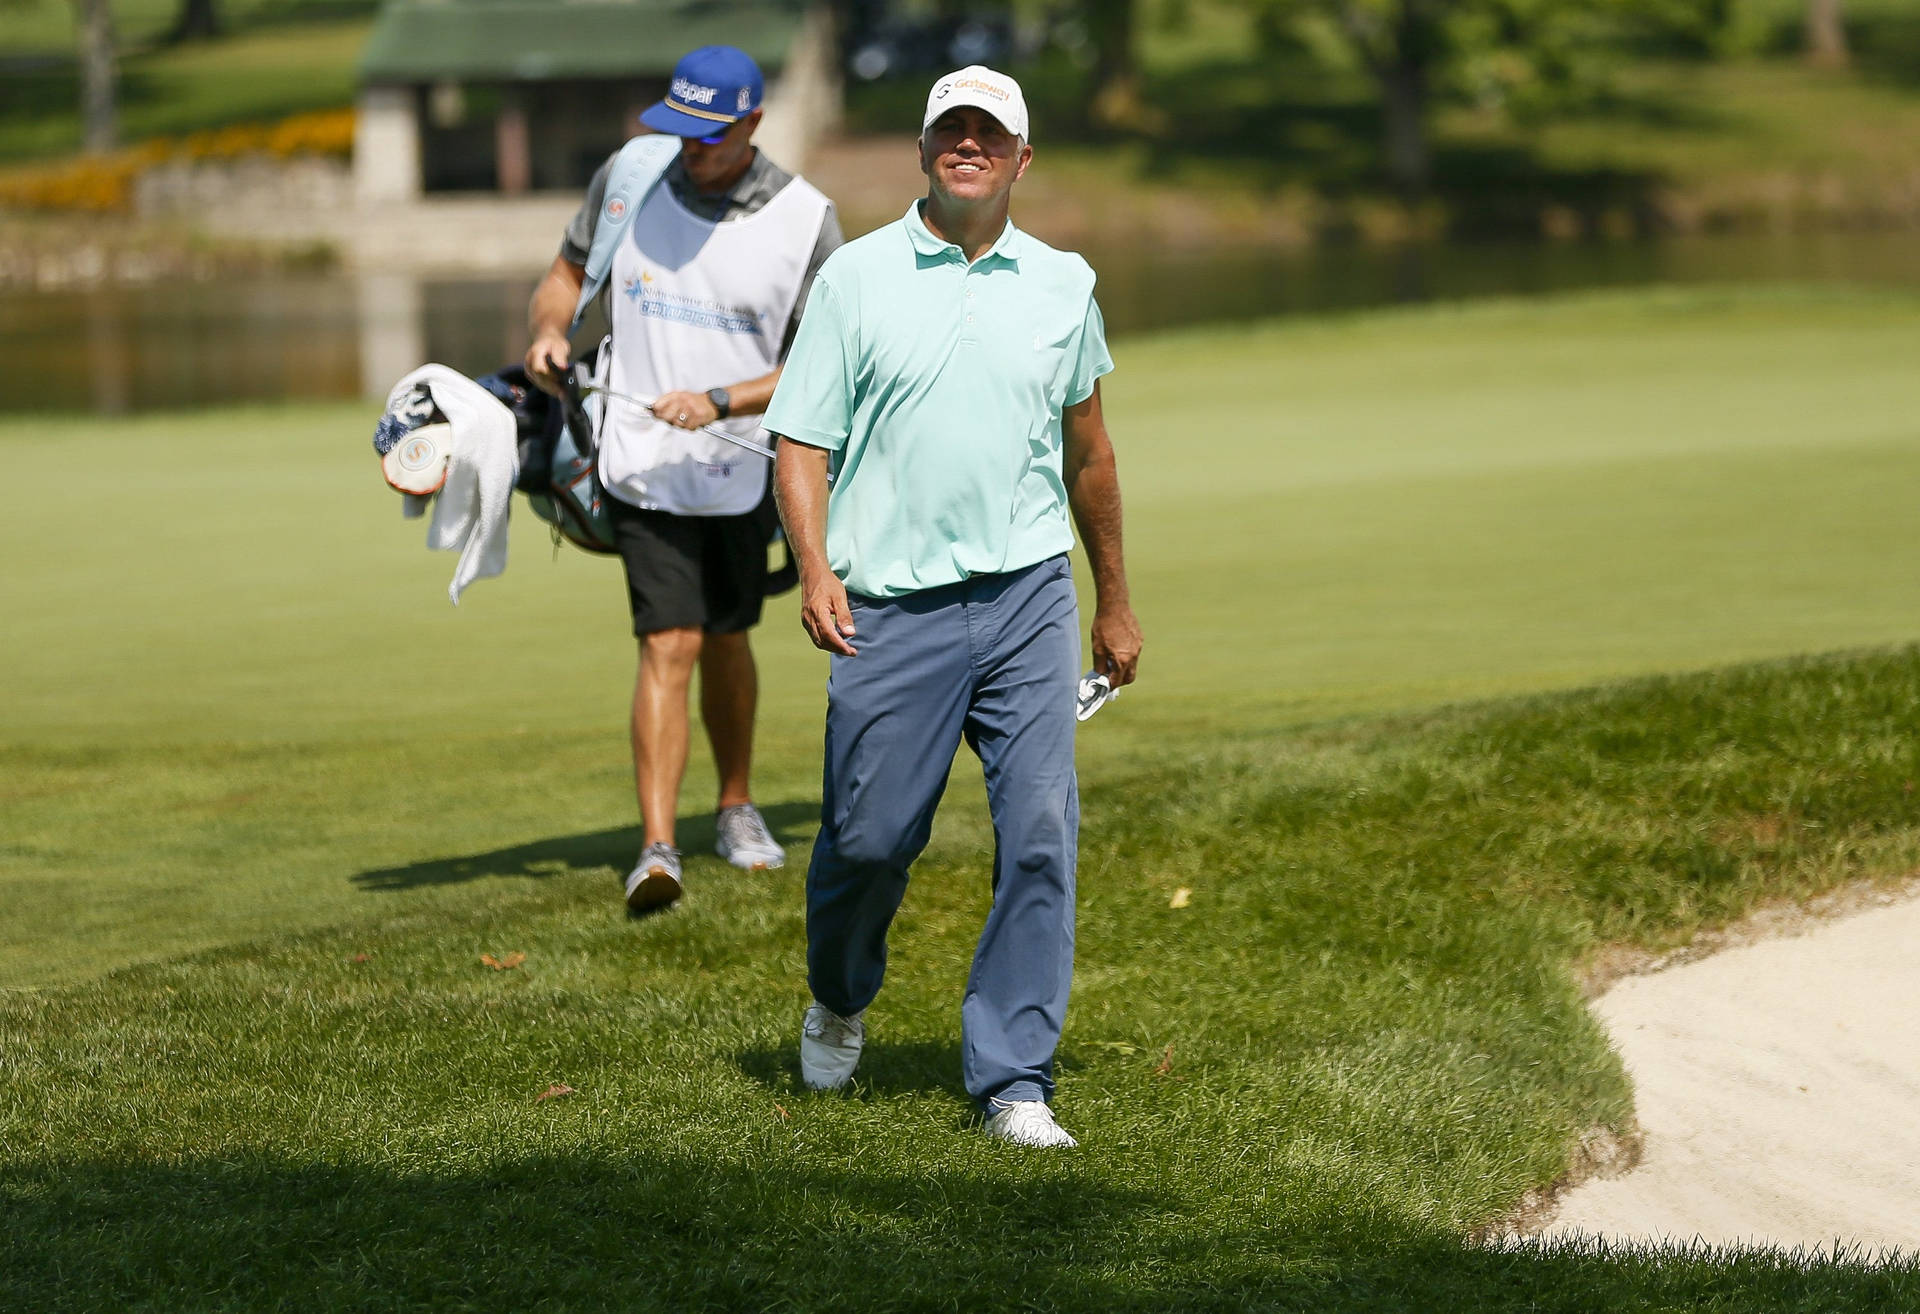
[763,200,1113,598]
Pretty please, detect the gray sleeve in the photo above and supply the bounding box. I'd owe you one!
[780,201,847,359]
[559,156,616,266]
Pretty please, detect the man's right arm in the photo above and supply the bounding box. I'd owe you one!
[524,158,611,395]
[774,439,857,656]
[525,254,586,395]
[765,271,858,654]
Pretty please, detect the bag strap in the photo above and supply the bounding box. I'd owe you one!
[570,134,681,334]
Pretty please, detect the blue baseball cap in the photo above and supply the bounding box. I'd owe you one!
[641,46,764,140]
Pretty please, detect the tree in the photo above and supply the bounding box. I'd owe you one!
[166,0,222,44]
[1251,1,1675,203]
[1805,0,1847,69]
[72,0,118,153]
[1331,0,1448,203]
[1081,0,1149,131]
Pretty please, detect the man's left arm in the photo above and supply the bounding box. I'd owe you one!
[1063,380,1142,687]
[655,203,846,431]
[653,368,782,429]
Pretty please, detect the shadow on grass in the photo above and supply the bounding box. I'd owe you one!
[350,800,820,892]
[2,1153,1912,1311]
[738,1037,972,1105]
[1858,13,1920,89]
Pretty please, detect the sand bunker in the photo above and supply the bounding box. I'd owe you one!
[1540,892,1920,1257]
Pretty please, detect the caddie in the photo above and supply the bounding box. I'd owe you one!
[525,45,843,912]
[765,66,1142,1147]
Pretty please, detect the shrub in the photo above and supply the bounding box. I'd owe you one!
[0,108,357,213]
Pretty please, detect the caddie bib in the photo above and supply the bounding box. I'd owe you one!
[600,175,829,516]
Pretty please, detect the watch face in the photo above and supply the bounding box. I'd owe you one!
[707,388,730,416]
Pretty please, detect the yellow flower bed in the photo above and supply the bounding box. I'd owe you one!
[0,109,357,213]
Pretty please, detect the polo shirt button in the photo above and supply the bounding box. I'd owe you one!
[965,314,974,323]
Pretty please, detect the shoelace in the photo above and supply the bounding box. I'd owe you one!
[807,1008,861,1044]
[721,808,774,849]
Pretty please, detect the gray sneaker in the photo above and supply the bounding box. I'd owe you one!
[624,841,682,912]
[715,802,786,870]
[799,1001,864,1090]
[983,1099,1078,1148]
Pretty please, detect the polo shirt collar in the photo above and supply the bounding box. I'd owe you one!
[666,148,773,217]
[904,200,1023,264]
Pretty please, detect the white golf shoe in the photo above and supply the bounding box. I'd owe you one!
[715,803,786,870]
[624,841,682,912]
[799,1002,864,1090]
[983,1099,1078,1148]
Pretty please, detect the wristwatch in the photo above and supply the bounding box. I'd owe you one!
[706,387,731,419]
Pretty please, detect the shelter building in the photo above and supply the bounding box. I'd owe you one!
[354,0,839,204]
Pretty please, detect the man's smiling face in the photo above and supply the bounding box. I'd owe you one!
[918,105,1031,205]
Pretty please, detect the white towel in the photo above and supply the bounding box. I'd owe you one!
[382,365,519,604]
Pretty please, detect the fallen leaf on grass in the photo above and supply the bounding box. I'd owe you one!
[536,1084,575,1102]
[1154,1043,1175,1077]
[351,953,371,964]
[773,1103,790,1121]
[1169,888,1191,909]
[480,952,527,971]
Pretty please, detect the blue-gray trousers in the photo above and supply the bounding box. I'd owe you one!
[806,554,1080,1109]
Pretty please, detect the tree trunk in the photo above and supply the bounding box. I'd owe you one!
[167,0,222,44]
[1379,1,1441,203]
[1085,0,1145,131]
[1380,56,1429,203]
[1806,0,1848,69]
[74,0,118,154]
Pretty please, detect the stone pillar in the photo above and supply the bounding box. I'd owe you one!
[757,2,842,175]
[85,288,131,415]
[358,270,426,400]
[496,96,531,195]
[355,85,422,207]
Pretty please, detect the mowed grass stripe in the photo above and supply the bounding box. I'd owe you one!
[4,287,1917,742]
[1137,433,1920,719]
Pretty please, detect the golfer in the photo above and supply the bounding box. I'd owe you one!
[764,66,1141,1147]
[525,46,843,910]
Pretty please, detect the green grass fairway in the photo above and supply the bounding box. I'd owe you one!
[4,287,1920,1306]
[7,285,1917,983]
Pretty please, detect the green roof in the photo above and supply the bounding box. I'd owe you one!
[357,0,805,84]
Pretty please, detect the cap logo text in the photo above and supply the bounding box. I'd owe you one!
[948,77,1009,101]
[671,78,718,106]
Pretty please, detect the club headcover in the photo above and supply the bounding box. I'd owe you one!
[381,421,453,495]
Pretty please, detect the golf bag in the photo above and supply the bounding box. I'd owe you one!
[474,351,796,594]
[477,346,616,555]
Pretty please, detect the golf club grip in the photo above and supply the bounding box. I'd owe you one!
[561,366,597,462]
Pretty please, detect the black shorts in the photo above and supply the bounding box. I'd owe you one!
[609,498,768,637]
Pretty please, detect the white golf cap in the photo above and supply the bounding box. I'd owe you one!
[922,65,1030,141]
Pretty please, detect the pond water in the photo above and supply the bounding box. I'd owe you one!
[5,230,1918,415]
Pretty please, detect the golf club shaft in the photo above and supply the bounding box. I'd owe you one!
[582,385,776,461]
